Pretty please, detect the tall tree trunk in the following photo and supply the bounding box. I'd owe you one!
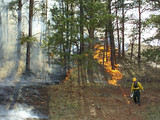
[70,3,77,81]
[130,38,134,60]
[80,0,85,84]
[122,0,125,57]
[62,0,67,72]
[46,0,48,19]
[0,8,4,60]
[77,43,80,84]
[17,0,22,60]
[105,1,109,62]
[108,0,115,70]
[103,40,105,66]
[105,25,109,61]
[138,0,141,66]
[80,0,84,54]
[68,3,73,71]
[6,7,9,43]
[46,0,50,66]
[110,28,116,70]
[116,4,120,59]
[26,0,34,71]
[66,1,70,70]
[87,20,94,83]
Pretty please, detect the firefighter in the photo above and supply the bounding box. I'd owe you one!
[131,77,144,106]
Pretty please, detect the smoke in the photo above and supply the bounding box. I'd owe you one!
[0,104,39,120]
[0,1,65,119]
[0,7,4,61]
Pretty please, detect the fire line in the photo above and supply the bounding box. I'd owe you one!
[94,44,130,104]
[63,68,76,83]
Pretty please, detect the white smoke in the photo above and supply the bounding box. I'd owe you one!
[0,104,38,120]
[0,1,64,120]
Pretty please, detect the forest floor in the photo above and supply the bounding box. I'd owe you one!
[44,81,160,120]
[25,57,160,120]
[0,57,160,120]
[20,79,160,120]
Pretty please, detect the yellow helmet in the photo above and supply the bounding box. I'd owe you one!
[133,78,136,82]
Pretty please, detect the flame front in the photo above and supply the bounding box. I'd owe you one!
[63,68,75,82]
[63,44,130,104]
[94,45,122,86]
[94,44,130,104]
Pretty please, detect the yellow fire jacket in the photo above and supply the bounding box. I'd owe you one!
[131,82,143,93]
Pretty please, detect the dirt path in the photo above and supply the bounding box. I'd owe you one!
[46,82,160,120]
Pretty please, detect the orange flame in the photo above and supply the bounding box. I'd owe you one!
[94,45,122,86]
[63,68,76,83]
[63,70,71,82]
[94,44,130,104]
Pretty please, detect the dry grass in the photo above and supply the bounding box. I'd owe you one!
[119,57,160,83]
[44,56,160,120]
[44,77,160,120]
[145,104,160,120]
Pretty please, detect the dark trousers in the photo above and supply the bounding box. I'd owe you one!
[133,89,140,104]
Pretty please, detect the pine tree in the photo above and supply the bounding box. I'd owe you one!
[48,0,111,83]
[108,0,116,70]
[17,0,22,60]
[26,0,34,72]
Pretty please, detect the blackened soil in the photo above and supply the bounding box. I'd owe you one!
[0,85,49,119]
